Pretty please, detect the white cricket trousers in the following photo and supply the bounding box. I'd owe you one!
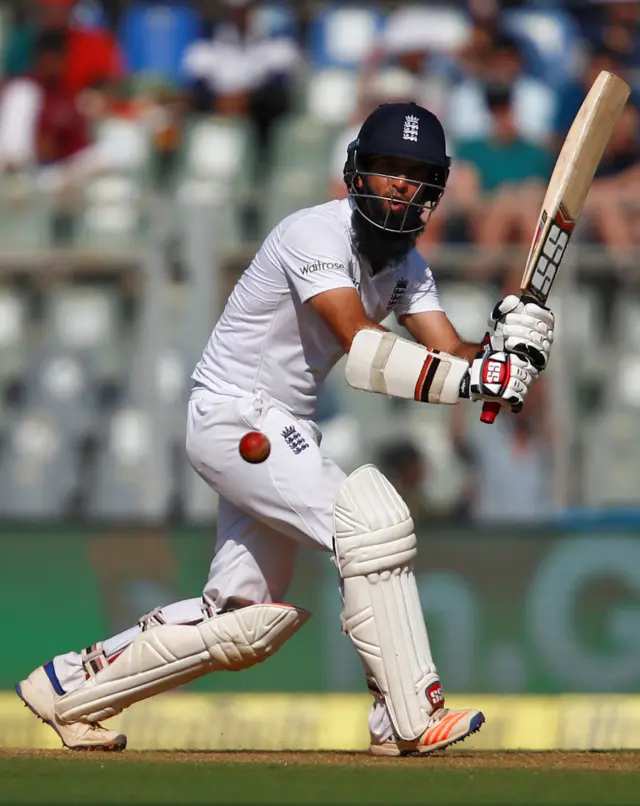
[186,386,347,605]
[51,386,395,743]
[190,386,393,740]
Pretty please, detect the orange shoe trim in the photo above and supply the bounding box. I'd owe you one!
[423,711,467,746]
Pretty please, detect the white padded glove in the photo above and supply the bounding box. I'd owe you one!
[489,294,555,371]
[464,347,538,415]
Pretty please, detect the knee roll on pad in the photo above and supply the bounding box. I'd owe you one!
[333,464,440,741]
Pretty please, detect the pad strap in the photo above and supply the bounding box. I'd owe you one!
[81,643,108,679]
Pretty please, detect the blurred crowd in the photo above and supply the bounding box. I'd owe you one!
[0,0,638,525]
[0,1,638,217]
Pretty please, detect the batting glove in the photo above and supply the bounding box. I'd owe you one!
[462,345,538,414]
[488,294,555,371]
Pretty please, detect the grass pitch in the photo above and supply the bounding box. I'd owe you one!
[1,750,640,805]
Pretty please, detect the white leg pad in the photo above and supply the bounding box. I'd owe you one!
[334,464,440,742]
[55,604,310,724]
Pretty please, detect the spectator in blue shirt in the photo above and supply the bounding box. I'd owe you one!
[454,81,553,281]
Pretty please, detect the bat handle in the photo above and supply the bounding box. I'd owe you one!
[480,329,544,424]
[480,401,501,424]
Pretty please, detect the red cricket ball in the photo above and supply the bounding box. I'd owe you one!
[239,431,271,464]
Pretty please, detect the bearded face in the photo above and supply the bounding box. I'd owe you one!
[346,153,448,235]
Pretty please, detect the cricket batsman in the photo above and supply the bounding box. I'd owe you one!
[16,102,554,755]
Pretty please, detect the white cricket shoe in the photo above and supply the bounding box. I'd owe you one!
[15,664,126,751]
[370,707,485,756]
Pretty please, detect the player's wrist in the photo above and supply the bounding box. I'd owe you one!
[453,339,487,364]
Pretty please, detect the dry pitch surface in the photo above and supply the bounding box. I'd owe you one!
[2,749,640,805]
[3,747,640,768]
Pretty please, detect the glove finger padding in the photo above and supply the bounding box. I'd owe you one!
[489,295,555,370]
[469,349,537,414]
[489,294,522,323]
[501,320,553,370]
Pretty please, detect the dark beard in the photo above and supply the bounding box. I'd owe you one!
[350,207,421,275]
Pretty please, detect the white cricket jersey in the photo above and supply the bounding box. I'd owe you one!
[192,198,442,420]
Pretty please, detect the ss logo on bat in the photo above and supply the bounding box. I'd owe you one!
[531,221,570,298]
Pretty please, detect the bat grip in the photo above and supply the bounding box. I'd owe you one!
[480,401,501,424]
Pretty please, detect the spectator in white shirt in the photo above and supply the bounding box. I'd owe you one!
[182,0,299,159]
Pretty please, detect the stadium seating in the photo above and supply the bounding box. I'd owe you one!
[306,68,358,124]
[0,409,81,518]
[308,6,383,69]
[71,0,109,31]
[582,407,640,506]
[86,404,175,519]
[75,118,153,248]
[252,3,298,39]
[119,3,202,85]
[175,115,256,255]
[259,113,339,237]
[608,292,640,410]
[382,6,470,55]
[0,177,54,251]
[436,282,494,344]
[22,354,99,442]
[0,2,634,520]
[41,283,125,389]
[0,288,29,387]
[502,7,582,87]
[614,291,640,354]
[552,285,608,390]
[180,116,255,194]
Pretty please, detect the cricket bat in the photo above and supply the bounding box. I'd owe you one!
[480,70,631,424]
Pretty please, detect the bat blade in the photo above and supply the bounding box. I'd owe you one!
[521,70,630,306]
[480,70,630,424]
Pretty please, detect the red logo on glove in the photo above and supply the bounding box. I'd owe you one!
[483,359,507,387]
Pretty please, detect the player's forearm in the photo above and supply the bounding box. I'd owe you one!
[451,341,482,364]
[339,320,388,353]
[400,312,481,363]
[308,289,388,353]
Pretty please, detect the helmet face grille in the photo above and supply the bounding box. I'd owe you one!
[344,148,448,234]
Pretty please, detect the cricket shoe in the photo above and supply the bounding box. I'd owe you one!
[370,707,485,757]
[15,664,127,751]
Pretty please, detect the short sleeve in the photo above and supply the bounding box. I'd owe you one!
[392,251,442,318]
[279,213,356,304]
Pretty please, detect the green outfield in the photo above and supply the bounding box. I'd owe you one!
[2,750,640,805]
